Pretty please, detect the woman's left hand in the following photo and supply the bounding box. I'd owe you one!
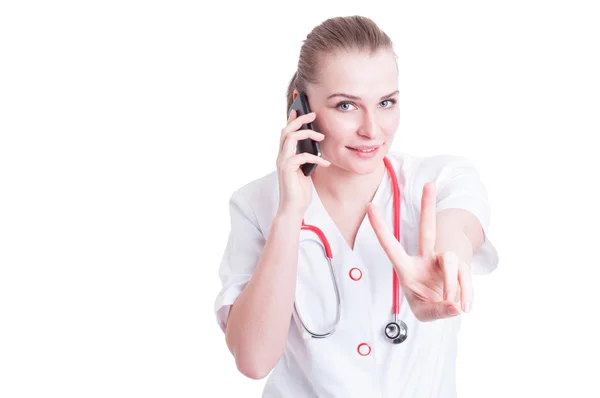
[367,181,473,322]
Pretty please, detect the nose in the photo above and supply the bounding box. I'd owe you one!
[357,111,379,139]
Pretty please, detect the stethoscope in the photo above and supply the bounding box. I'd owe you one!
[293,156,408,344]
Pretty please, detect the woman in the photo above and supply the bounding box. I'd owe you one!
[214,15,499,397]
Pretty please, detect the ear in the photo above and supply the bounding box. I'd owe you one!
[292,89,298,101]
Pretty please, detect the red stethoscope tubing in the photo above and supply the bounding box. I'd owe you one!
[300,156,402,316]
[387,156,402,317]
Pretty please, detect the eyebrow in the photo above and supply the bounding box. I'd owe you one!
[327,90,399,101]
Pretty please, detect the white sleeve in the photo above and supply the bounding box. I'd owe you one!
[411,155,499,275]
[214,191,266,333]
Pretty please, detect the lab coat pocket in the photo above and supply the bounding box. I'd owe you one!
[293,235,340,340]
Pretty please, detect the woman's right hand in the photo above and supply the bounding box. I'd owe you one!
[276,109,330,219]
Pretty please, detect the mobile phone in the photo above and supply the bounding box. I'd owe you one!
[287,92,322,176]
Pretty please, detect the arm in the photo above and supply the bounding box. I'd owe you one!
[434,208,485,266]
[225,210,302,380]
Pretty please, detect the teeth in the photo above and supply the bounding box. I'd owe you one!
[354,148,376,153]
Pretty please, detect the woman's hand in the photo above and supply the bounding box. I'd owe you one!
[276,109,330,218]
[367,181,473,322]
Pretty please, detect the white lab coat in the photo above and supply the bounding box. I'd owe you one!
[214,150,499,398]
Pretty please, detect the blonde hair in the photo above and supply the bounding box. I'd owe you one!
[286,15,396,112]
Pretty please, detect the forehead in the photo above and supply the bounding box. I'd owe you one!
[315,49,398,97]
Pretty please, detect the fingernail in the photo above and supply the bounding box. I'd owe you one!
[447,304,459,316]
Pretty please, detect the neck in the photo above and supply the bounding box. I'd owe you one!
[311,160,387,207]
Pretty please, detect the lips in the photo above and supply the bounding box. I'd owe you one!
[347,145,381,159]
[347,145,381,153]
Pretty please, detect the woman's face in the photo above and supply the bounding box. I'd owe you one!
[298,49,400,175]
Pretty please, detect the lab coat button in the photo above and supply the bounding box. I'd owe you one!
[357,343,371,356]
[349,267,362,281]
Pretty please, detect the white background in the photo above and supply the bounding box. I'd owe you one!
[1,1,599,397]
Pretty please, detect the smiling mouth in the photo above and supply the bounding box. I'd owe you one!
[346,145,381,153]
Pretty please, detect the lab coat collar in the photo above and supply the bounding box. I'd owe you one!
[302,156,397,256]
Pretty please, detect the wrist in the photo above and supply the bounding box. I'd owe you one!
[274,208,304,227]
[434,228,473,265]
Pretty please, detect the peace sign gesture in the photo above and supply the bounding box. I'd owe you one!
[367,181,473,322]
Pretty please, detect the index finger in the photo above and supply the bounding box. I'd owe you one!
[284,112,316,134]
[418,181,437,257]
[280,109,296,151]
[287,108,296,122]
[367,203,411,276]
[280,111,316,152]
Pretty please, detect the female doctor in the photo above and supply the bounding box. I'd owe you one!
[214,15,499,398]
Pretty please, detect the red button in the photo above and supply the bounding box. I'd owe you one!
[357,343,371,356]
[349,267,362,281]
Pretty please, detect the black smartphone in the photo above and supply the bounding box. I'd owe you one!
[287,92,322,176]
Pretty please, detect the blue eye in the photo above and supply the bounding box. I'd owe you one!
[335,99,397,112]
[336,101,354,112]
[380,99,397,108]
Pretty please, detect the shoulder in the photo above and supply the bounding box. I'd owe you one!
[393,151,468,178]
[389,150,482,213]
[230,169,278,204]
[394,152,481,191]
[385,150,467,182]
[229,169,280,233]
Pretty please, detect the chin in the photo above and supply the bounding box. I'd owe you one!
[342,156,385,175]
[352,164,382,175]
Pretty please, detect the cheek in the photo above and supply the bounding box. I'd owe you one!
[382,112,400,137]
[317,115,360,141]
[316,110,400,144]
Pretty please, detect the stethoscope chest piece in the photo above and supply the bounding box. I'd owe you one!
[385,318,408,344]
